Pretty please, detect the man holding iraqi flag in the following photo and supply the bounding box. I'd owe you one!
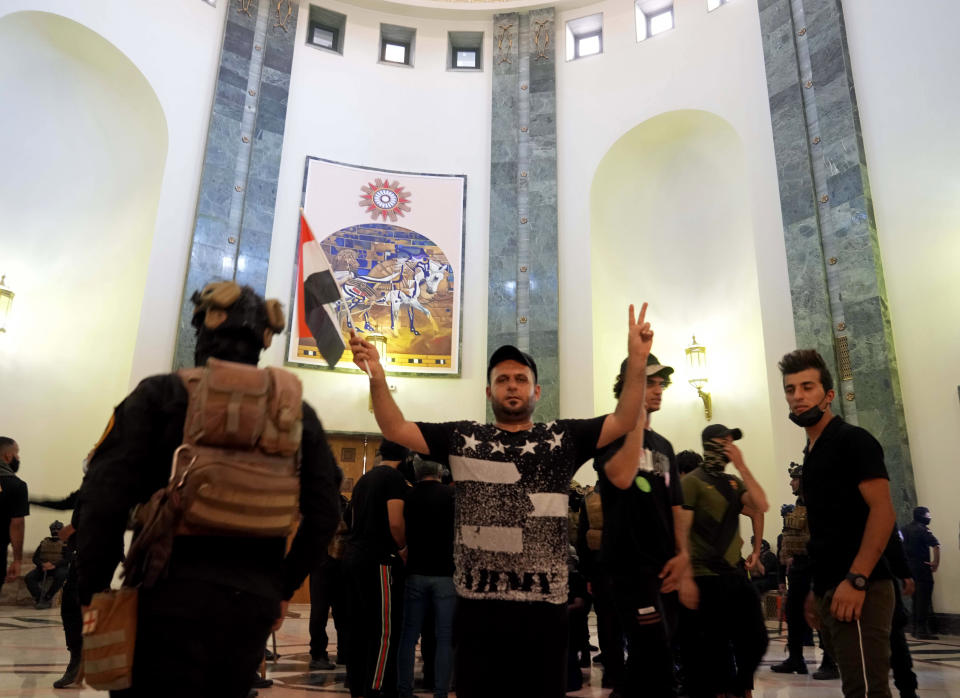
[296,210,347,366]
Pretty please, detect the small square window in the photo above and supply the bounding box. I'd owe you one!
[310,25,336,49]
[380,24,416,67]
[649,9,674,36]
[636,1,674,42]
[383,42,407,63]
[306,6,346,55]
[448,31,483,71]
[456,50,477,68]
[578,34,601,57]
[566,13,603,61]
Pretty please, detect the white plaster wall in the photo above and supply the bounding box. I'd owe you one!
[842,0,960,614]
[1,1,227,388]
[555,1,800,514]
[0,10,168,548]
[261,0,492,430]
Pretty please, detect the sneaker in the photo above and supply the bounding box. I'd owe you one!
[310,656,336,671]
[264,648,278,661]
[53,655,83,689]
[812,661,840,680]
[251,676,273,689]
[771,658,808,674]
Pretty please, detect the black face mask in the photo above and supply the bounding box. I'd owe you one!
[789,405,824,428]
[9,457,20,473]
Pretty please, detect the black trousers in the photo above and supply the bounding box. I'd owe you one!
[911,578,934,634]
[111,580,276,698]
[592,571,624,686]
[609,573,674,697]
[454,597,567,698]
[785,566,815,658]
[25,565,70,602]
[890,582,918,695]
[309,555,346,660]
[343,554,404,697]
[683,574,769,698]
[61,564,83,655]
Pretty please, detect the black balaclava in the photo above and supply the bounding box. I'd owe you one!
[913,506,931,526]
[191,282,285,367]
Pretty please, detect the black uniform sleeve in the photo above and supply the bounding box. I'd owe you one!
[415,422,462,466]
[76,376,187,606]
[7,478,29,518]
[924,528,940,548]
[281,403,343,600]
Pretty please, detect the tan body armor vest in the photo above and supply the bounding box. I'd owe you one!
[779,504,810,563]
[584,491,604,551]
[38,538,64,565]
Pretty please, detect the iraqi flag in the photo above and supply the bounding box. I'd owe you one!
[296,211,345,366]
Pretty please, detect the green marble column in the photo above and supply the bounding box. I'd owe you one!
[758,0,917,519]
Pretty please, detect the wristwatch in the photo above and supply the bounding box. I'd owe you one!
[845,572,868,591]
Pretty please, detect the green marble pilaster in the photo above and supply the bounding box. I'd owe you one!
[758,0,916,519]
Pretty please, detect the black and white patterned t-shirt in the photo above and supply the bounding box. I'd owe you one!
[417,417,605,605]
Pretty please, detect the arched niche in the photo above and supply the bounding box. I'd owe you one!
[0,11,168,505]
[589,110,775,458]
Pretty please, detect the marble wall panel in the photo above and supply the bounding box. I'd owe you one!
[759,0,916,520]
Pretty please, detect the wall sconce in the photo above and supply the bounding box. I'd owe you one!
[366,330,397,412]
[685,335,712,421]
[0,275,14,333]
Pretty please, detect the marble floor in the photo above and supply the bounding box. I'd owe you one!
[1,603,958,697]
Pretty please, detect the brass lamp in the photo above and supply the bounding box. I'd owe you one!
[685,335,712,421]
[0,275,14,333]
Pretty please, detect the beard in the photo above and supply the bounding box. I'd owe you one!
[491,395,535,423]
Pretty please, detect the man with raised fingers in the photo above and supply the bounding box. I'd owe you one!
[349,303,653,698]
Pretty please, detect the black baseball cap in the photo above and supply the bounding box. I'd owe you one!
[488,345,538,383]
[702,424,743,444]
[646,354,674,378]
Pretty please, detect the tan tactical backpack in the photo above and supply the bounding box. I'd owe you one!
[124,359,304,589]
[584,491,604,551]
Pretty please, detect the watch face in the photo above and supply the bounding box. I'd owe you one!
[854,576,866,589]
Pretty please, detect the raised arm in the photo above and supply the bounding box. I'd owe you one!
[603,426,645,489]
[597,303,652,449]
[727,443,768,513]
[349,330,429,454]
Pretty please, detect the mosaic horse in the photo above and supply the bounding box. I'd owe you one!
[380,258,451,336]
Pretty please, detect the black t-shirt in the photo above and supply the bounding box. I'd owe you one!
[417,417,606,605]
[0,474,29,550]
[345,465,408,563]
[404,480,455,577]
[594,428,683,577]
[801,416,891,594]
[77,373,342,606]
[901,520,939,582]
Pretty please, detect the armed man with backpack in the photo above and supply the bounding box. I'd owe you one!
[76,282,342,697]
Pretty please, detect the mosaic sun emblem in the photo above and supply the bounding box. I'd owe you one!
[359,179,412,222]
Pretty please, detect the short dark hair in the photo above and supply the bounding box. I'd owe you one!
[778,349,834,392]
[0,437,15,454]
[613,358,629,399]
[676,450,703,475]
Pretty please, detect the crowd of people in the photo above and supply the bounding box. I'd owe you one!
[0,285,947,698]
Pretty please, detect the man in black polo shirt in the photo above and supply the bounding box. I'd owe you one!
[779,349,897,698]
[349,303,653,698]
[593,354,691,697]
